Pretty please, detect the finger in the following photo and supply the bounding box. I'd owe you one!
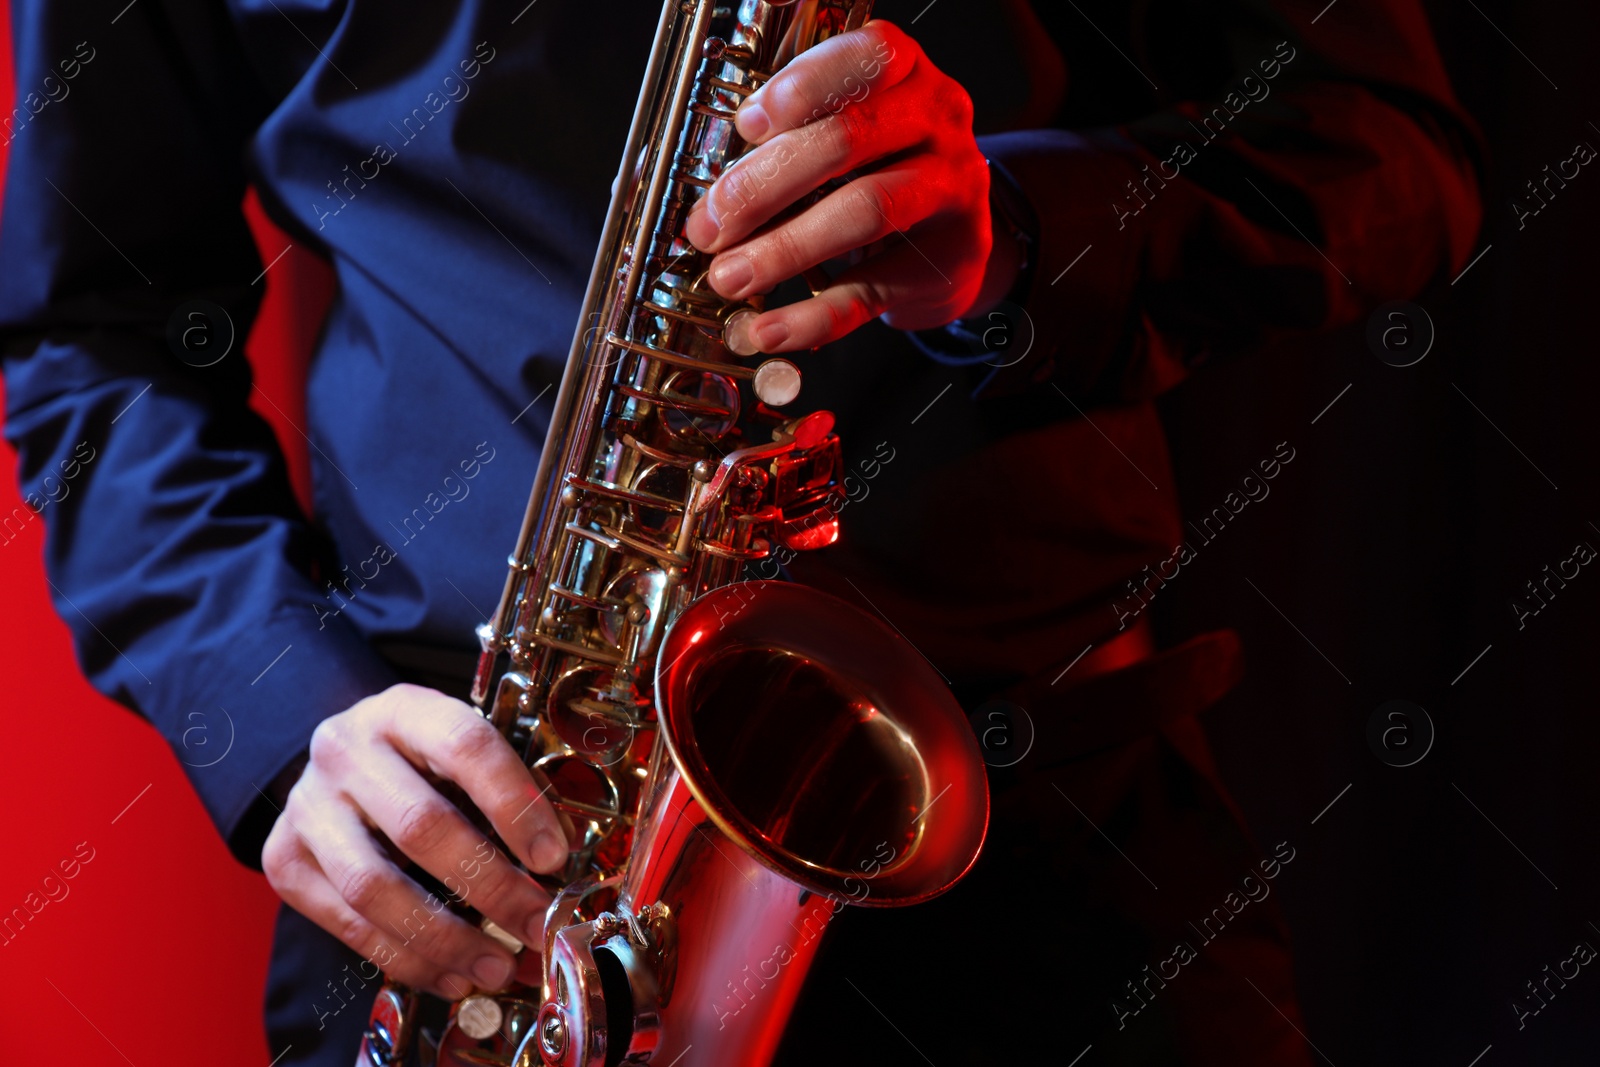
[727,226,982,355]
[304,788,525,993]
[263,813,475,1000]
[342,744,554,950]
[686,65,935,252]
[706,164,943,304]
[735,21,918,147]
[363,684,568,874]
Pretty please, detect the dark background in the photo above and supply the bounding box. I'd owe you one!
[1,2,1595,1064]
[1160,3,1600,1062]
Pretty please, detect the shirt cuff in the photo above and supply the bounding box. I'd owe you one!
[911,129,1155,404]
[173,602,400,871]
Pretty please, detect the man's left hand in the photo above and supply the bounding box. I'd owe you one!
[685,20,996,356]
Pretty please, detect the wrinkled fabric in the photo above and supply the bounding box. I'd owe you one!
[0,0,1480,1063]
[0,0,1482,863]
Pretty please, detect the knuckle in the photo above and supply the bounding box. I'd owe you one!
[480,786,531,833]
[857,20,899,64]
[261,830,297,888]
[309,715,353,768]
[392,795,455,854]
[336,912,374,954]
[860,20,910,78]
[852,179,895,225]
[801,111,843,167]
[858,278,892,320]
[800,61,838,108]
[768,70,810,125]
[388,681,432,703]
[358,682,410,717]
[943,80,975,128]
[389,898,449,953]
[458,868,510,917]
[765,224,807,275]
[822,297,855,340]
[718,166,759,220]
[443,711,501,765]
[338,862,389,913]
[835,105,871,156]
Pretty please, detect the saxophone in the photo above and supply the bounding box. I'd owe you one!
[359,2,988,1063]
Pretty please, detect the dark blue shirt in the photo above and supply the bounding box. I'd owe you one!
[1,0,1480,881]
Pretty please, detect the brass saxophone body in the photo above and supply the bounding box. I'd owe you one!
[359,2,988,1063]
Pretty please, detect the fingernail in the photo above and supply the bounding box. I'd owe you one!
[724,309,760,357]
[738,102,770,142]
[710,254,754,297]
[687,198,720,249]
[754,320,790,351]
[442,973,476,998]
[473,954,514,990]
[530,827,567,873]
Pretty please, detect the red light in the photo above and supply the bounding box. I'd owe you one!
[781,516,839,551]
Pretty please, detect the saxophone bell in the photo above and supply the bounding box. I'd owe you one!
[527,581,989,1067]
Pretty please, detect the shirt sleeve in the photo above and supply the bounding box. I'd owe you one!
[0,0,398,869]
[928,0,1485,404]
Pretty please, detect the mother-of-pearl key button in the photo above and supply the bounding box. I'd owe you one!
[456,994,505,1041]
[753,358,801,407]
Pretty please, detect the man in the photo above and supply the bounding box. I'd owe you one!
[0,0,1479,1063]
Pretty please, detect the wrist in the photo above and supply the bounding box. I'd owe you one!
[964,204,1023,319]
[959,158,1036,320]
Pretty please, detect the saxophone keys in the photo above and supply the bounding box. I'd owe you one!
[440,996,539,1065]
[482,919,525,955]
[357,985,414,1066]
[722,308,760,356]
[455,995,506,1042]
[753,358,801,407]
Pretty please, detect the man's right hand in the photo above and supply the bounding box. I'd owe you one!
[261,683,568,1001]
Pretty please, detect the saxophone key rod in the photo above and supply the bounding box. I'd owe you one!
[361,5,988,1066]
